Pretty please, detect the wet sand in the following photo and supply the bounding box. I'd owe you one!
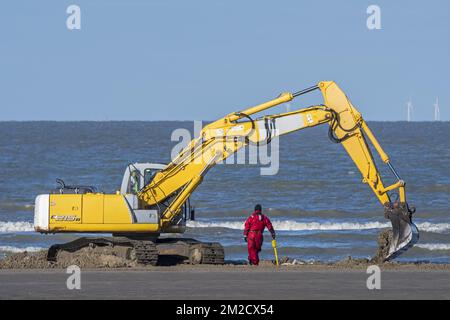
[1,265,449,300]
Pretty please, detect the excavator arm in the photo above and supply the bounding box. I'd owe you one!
[138,81,418,260]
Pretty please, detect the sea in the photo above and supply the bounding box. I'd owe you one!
[0,121,449,263]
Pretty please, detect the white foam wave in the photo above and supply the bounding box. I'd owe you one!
[187,220,391,231]
[0,246,44,253]
[0,221,34,233]
[416,243,450,251]
[1,219,448,234]
[187,220,450,233]
[416,222,450,233]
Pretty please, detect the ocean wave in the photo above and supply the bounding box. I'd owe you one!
[187,220,450,233]
[416,222,450,233]
[197,208,450,220]
[416,243,450,251]
[187,220,391,231]
[0,221,34,233]
[196,208,376,218]
[1,219,449,235]
[0,246,44,253]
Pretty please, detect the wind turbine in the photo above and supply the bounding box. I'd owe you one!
[434,98,440,121]
[406,98,413,122]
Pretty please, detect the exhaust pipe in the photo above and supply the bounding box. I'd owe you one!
[383,202,419,261]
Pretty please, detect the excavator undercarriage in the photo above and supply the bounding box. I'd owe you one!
[47,237,225,266]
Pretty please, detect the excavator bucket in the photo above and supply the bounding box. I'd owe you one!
[384,202,419,261]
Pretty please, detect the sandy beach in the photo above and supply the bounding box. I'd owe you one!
[1,264,449,300]
[1,250,450,300]
[1,230,449,300]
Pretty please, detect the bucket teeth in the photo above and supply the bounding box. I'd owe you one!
[383,202,419,261]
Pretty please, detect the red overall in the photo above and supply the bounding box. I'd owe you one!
[244,211,275,265]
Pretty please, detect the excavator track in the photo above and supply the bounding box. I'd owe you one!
[188,242,225,265]
[198,242,225,264]
[132,241,158,266]
[47,237,116,262]
[47,237,158,266]
[46,237,223,266]
[154,238,225,265]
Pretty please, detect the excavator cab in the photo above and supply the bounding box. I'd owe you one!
[119,163,193,230]
[38,163,215,266]
[120,163,166,195]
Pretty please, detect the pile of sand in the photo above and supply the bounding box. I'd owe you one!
[371,229,393,264]
[0,251,52,269]
[0,246,136,269]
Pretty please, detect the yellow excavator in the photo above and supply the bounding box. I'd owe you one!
[34,81,418,265]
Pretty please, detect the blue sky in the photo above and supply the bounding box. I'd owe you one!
[0,0,448,121]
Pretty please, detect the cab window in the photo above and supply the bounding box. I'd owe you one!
[128,170,140,194]
[144,169,158,186]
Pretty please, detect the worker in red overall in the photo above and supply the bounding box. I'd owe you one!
[243,204,276,265]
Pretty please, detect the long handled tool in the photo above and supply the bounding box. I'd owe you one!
[272,239,279,266]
